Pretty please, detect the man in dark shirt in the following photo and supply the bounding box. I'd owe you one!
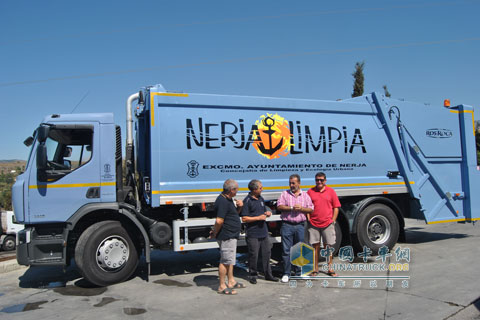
[241,179,279,284]
[211,179,244,295]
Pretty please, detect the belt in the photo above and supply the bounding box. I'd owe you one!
[282,220,305,225]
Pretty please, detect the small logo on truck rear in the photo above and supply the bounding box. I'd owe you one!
[426,128,453,138]
[187,160,199,178]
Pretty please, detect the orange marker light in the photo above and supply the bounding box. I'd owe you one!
[166,201,173,205]
[444,99,451,107]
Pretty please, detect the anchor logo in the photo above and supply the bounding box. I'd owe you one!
[257,116,284,155]
[253,113,291,159]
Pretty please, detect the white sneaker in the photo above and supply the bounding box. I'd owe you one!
[281,275,289,283]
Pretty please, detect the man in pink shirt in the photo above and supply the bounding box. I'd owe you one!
[306,172,341,277]
[276,174,314,283]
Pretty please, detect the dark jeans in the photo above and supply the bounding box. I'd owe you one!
[246,236,273,277]
[281,221,305,276]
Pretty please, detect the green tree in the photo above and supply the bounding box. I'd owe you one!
[351,61,365,97]
[0,172,17,210]
[0,189,12,211]
[383,85,391,98]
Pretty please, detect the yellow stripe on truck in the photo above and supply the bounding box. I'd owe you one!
[450,109,475,135]
[150,92,189,127]
[29,182,115,189]
[427,217,480,224]
[152,181,413,195]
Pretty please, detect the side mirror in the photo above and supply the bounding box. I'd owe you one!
[23,136,34,147]
[37,125,50,143]
[36,144,47,170]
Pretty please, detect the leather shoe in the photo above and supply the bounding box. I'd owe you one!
[249,277,257,284]
[265,275,279,282]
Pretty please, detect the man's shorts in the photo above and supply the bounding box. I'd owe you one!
[217,238,237,265]
[305,222,336,247]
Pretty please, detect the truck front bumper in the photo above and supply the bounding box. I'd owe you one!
[16,227,67,266]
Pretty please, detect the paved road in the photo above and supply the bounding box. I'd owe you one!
[0,218,479,320]
[0,250,16,261]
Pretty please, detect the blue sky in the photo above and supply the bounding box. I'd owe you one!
[1,0,479,160]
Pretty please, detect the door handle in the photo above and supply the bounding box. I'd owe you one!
[86,187,100,199]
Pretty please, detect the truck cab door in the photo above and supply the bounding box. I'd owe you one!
[27,123,101,223]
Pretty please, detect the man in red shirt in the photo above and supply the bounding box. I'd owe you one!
[306,172,341,276]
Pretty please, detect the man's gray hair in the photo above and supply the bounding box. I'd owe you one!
[248,179,261,191]
[223,179,238,193]
[289,174,301,183]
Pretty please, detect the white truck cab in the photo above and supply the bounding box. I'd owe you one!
[1,211,24,251]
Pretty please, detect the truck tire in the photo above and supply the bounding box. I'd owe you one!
[2,235,16,251]
[332,222,342,255]
[75,221,138,287]
[353,204,399,255]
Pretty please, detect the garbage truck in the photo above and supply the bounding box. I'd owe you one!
[12,84,480,286]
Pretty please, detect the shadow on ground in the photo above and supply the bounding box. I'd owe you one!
[147,249,283,288]
[474,297,480,312]
[401,229,469,244]
[148,249,221,277]
[16,249,276,289]
[18,264,82,289]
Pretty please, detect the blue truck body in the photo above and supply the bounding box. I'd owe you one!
[12,84,480,286]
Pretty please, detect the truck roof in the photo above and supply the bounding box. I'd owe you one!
[42,113,114,124]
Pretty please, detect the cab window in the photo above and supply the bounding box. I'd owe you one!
[44,127,93,179]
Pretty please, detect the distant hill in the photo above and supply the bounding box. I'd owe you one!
[0,160,27,164]
[0,160,27,173]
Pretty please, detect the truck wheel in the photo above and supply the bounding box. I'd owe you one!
[353,204,399,255]
[2,235,16,251]
[332,222,342,255]
[75,221,138,287]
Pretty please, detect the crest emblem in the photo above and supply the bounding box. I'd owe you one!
[187,160,199,178]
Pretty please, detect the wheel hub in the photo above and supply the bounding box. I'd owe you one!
[367,215,391,244]
[3,238,15,251]
[96,236,129,272]
[370,223,383,236]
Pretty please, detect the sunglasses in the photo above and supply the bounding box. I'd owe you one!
[315,178,326,182]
